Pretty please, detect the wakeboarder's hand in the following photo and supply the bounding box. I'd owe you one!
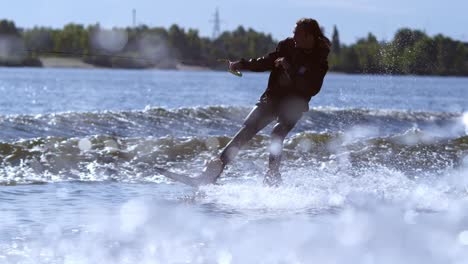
[275,57,290,70]
[229,61,242,72]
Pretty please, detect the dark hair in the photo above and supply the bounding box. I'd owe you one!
[296,18,331,49]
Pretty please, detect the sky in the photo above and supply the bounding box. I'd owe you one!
[2,0,467,44]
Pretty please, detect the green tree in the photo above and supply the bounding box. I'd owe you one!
[168,24,188,59]
[331,25,341,54]
[339,46,361,73]
[354,33,382,73]
[7,19,468,75]
[401,37,437,74]
[0,19,41,66]
[54,23,88,54]
[393,28,427,51]
[23,27,55,53]
[0,19,20,35]
[433,35,466,75]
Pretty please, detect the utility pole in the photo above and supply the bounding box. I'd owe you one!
[132,9,136,27]
[210,7,221,39]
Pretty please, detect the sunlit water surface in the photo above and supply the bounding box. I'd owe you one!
[1,68,468,263]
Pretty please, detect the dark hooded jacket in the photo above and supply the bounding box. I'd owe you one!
[240,37,329,111]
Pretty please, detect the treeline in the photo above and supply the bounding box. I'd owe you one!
[329,26,468,75]
[0,20,41,66]
[1,18,468,75]
[1,19,276,69]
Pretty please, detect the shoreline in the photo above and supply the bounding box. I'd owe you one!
[38,57,211,71]
[39,57,98,69]
[2,57,468,78]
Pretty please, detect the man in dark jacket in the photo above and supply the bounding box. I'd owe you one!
[202,18,331,186]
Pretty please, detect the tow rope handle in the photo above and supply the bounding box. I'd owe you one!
[217,59,243,77]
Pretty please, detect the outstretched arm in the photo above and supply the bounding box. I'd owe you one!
[229,41,285,72]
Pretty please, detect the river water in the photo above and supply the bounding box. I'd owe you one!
[1,68,468,263]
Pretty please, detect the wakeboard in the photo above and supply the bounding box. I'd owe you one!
[154,167,215,187]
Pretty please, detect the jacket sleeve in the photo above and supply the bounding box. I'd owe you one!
[240,41,284,72]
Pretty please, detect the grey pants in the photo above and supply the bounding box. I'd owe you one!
[217,98,306,178]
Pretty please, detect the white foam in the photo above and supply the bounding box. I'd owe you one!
[342,125,380,145]
[119,199,149,234]
[3,198,468,263]
[197,165,462,214]
[199,182,323,212]
[2,146,468,263]
[403,209,419,224]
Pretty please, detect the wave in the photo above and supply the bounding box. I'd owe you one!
[1,131,467,185]
[0,106,466,141]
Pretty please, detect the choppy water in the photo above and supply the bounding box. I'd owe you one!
[1,68,468,263]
